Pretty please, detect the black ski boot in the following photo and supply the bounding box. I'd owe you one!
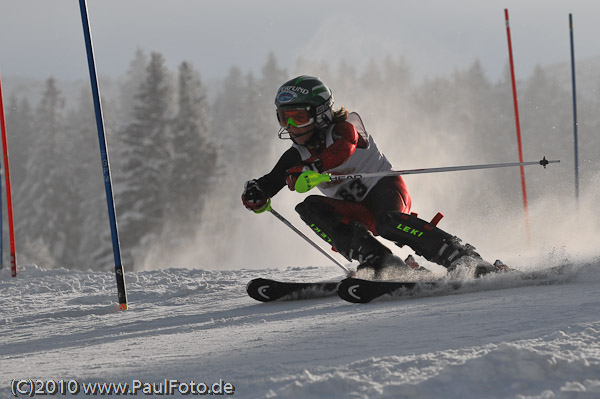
[435,236,492,277]
[345,222,408,278]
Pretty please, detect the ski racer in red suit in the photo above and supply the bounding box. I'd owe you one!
[242,76,504,277]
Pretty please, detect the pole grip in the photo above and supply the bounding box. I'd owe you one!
[295,170,331,193]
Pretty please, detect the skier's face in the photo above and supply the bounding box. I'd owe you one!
[288,125,315,145]
[277,106,315,145]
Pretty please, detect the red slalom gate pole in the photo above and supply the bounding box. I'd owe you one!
[0,72,18,277]
[504,9,531,245]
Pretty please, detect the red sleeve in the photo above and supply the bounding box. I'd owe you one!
[306,121,358,171]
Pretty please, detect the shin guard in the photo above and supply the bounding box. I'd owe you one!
[376,212,481,269]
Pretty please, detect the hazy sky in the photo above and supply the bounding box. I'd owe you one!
[1,0,599,83]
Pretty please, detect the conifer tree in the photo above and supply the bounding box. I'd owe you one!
[66,87,114,268]
[19,77,75,266]
[117,48,149,129]
[5,95,33,197]
[116,52,173,268]
[168,61,216,229]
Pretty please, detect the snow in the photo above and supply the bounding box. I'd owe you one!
[1,260,599,399]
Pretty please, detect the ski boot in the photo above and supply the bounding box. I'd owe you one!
[448,251,512,278]
[347,223,409,278]
[331,220,419,279]
[350,233,431,279]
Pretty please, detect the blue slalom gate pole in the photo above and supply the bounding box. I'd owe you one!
[79,0,128,309]
[569,13,579,202]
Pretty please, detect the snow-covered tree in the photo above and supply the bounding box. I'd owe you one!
[116,52,173,268]
[116,48,149,129]
[5,95,33,198]
[167,61,216,229]
[18,77,76,266]
[65,86,115,269]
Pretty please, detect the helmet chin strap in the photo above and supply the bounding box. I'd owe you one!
[277,127,315,144]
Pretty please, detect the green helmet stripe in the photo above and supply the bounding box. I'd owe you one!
[275,75,334,131]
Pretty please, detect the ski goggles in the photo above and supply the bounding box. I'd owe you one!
[276,107,314,128]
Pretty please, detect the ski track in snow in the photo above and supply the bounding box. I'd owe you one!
[1,260,599,399]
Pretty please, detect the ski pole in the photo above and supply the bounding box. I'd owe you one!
[295,157,560,193]
[256,200,350,274]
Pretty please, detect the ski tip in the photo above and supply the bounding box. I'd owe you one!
[247,278,279,302]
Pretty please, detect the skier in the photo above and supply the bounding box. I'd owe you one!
[241,75,505,278]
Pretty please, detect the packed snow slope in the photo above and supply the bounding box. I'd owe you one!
[1,258,600,399]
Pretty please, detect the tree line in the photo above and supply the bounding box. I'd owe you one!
[3,50,599,270]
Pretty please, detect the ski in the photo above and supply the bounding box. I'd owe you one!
[246,278,339,302]
[337,263,573,303]
[337,278,440,303]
